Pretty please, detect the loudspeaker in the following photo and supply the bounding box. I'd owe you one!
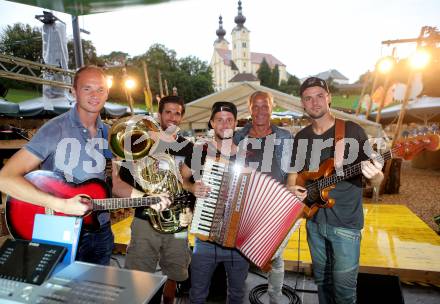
[357,273,404,304]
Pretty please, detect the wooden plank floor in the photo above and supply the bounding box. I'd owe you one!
[112,204,440,285]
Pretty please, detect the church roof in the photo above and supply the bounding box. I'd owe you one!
[215,49,286,67]
[229,73,259,82]
[251,52,286,67]
[314,69,348,81]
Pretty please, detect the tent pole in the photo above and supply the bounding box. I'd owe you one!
[71,15,84,68]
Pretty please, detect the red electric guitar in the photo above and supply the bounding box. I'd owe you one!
[5,170,187,240]
[297,131,440,218]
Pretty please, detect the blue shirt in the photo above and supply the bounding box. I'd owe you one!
[25,105,111,224]
[26,105,109,183]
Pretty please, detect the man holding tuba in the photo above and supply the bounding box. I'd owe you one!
[123,96,194,304]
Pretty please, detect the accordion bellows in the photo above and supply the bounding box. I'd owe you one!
[190,157,304,269]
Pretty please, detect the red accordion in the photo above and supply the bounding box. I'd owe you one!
[190,157,304,269]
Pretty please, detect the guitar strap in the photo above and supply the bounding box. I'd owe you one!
[334,118,345,176]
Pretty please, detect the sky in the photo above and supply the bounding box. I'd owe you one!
[0,0,439,83]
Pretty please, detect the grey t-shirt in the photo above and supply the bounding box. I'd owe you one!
[291,120,371,229]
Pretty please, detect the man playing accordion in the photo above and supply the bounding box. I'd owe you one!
[181,101,250,304]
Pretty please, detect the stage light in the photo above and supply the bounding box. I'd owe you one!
[409,49,430,70]
[377,57,394,74]
[106,76,113,88]
[125,78,136,90]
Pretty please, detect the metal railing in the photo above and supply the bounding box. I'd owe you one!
[0,53,74,89]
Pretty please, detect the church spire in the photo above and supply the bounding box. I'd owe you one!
[216,15,226,40]
[234,1,246,28]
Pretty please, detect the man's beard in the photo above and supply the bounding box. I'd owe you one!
[308,110,327,120]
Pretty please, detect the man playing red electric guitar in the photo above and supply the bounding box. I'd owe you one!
[0,65,170,265]
[288,77,383,304]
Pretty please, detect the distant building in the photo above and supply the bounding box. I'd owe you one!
[305,69,349,84]
[210,1,288,91]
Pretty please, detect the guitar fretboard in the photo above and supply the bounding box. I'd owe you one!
[91,196,160,211]
[309,150,393,191]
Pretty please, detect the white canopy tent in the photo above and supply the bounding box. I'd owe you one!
[181,82,384,137]
[370,96,440,125]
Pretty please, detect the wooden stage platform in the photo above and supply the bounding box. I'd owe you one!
[111,204,440,285]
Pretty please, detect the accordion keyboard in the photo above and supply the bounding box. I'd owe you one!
[191,159,227,237]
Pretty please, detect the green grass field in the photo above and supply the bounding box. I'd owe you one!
[331,95,360,110]
[5,89,41,103]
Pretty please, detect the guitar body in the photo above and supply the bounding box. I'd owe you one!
[296,132,440,219]
[5,170,110,240]
[297,158,336,218]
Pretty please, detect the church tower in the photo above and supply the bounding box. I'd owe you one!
[231,1,251,73]
[214,15,229,50]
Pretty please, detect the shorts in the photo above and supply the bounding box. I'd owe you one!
[124,217,191,281]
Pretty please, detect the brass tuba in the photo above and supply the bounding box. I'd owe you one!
[109,115,189,233]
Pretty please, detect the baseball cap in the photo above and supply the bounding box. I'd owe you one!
[299,77,329,96]
[208,101,237,129]
[210,101,237,120]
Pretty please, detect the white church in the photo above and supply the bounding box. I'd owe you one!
[210,1,288,91]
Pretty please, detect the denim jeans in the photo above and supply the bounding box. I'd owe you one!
[267,254,284,304]
[306,220,361,304]
[190,238,249,304]
[76,222,114,265]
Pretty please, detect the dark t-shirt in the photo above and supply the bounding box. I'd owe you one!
[184,142,236,180]
[291,120,371,229]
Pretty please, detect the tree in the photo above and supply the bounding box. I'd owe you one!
[270,64,280,89]
[67,39,103,69]
[130,44,179,97]
[99,51,130,66]
[0,23,42,90]
[257,58,272,86]
[279,75,301,95]
[108,44,213,105]
[0,23,42,62]
[170,56,214,102]
[326,77,339,94]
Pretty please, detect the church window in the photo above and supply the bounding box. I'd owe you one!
[242,42,246,48]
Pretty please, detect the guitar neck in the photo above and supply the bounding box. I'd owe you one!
[318,150,392,189]
[91,196,160,211]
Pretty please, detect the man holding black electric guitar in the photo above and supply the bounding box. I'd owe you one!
[0,65,171,265]
[288,77,384,304]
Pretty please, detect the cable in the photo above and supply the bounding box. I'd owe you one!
[249,283,302,304]
[248,224,317,304]
[110,256,122,268]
